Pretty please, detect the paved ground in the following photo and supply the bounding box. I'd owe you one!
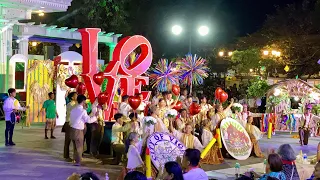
[0,121,318,180]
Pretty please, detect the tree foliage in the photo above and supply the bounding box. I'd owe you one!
[247,78,270,98]
[230,48,274,75]
[57,0,132,35]
[236,0,320,78]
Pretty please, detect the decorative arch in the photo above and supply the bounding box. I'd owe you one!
[266,79,320,113]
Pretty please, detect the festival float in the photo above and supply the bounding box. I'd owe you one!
[263,79,320,132]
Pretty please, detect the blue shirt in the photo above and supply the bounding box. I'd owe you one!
[259,172,286,180]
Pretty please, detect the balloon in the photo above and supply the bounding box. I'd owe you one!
[98,92,109,105]
[128,96,141,110]
[172,101,182,111]
[219,91,228,103]
[76,82,87,95]
[189,103,201,116]
[93,72,104,85]
[65,75,79,88]
[172,85,180,96]
[215,87,223,100]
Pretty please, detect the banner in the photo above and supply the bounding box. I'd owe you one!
[147,132,186,170]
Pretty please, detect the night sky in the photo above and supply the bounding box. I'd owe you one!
[130,0,299,58]
[40,0,301,58]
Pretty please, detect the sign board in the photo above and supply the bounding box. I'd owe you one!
[147,132,186,170]
[220,118,252,160]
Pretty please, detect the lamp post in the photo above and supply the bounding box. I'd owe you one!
[171,25,209,53]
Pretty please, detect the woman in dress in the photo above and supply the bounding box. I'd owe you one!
[201,119,224,164]
[231,103,245,127]
[148,105,168,133]
[158,98,169,128]
[199,96,213,122]
[214,98,234,157]
[175,109,192,132]
[169,120,203,151]
[245,116,264,158]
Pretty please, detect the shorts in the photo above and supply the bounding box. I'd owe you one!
[45,118,56,130]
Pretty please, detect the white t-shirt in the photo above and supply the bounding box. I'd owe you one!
[119,102,132,117]
[127,143,143,169]
[183,168,208,180]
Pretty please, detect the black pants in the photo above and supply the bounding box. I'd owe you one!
[90,123,104,156]
[63,122,71,159]
[84,123,92,152]
[5,121,15,144]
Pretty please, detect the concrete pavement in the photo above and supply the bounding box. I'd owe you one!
[0,121,318,180]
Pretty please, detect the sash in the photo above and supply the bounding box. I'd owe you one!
[182,134,194,149]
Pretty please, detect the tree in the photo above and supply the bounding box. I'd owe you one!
[247,78,270,98]
[230,48,275,75]
[236,0,320,78]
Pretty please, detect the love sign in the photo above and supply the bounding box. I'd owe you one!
[78,28,152,120]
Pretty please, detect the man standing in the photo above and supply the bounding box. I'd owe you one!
[70,95,97,166]
[3,88,28,146]
[39,92,58,139]
[111,113,130,165]
[64,92,77,161]
[119,95,132,117]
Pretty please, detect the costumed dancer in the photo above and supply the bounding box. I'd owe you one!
[127,113,143,138]
[147,105,169,133]
[241,104,251,126]
[201,119,224,164]
[175,109,192,132]
[215,98,234,127]
[136,93,147,120]
[231,103,244,127]
[198,96,213,122]
[158,98,169,128]
[214,98,234,157]
[183,96,193,113]
[245,116,264,158]
[170,120,203,151]
[299,104,320,145]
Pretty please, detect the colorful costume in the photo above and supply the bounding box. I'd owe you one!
[200,128,224,164]
[245,123,264,158]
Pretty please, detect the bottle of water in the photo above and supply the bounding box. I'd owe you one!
[263,159,267,173]
[303,154,308,164]
[235,163,240,178]
[105,173,109,180]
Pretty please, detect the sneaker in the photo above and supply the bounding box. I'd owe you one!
[45,136,49,139]
[9,142,16,146]
[5,143,9,146]
[50,136,56,139]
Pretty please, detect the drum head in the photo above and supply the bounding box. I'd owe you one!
[220,118,252,160]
